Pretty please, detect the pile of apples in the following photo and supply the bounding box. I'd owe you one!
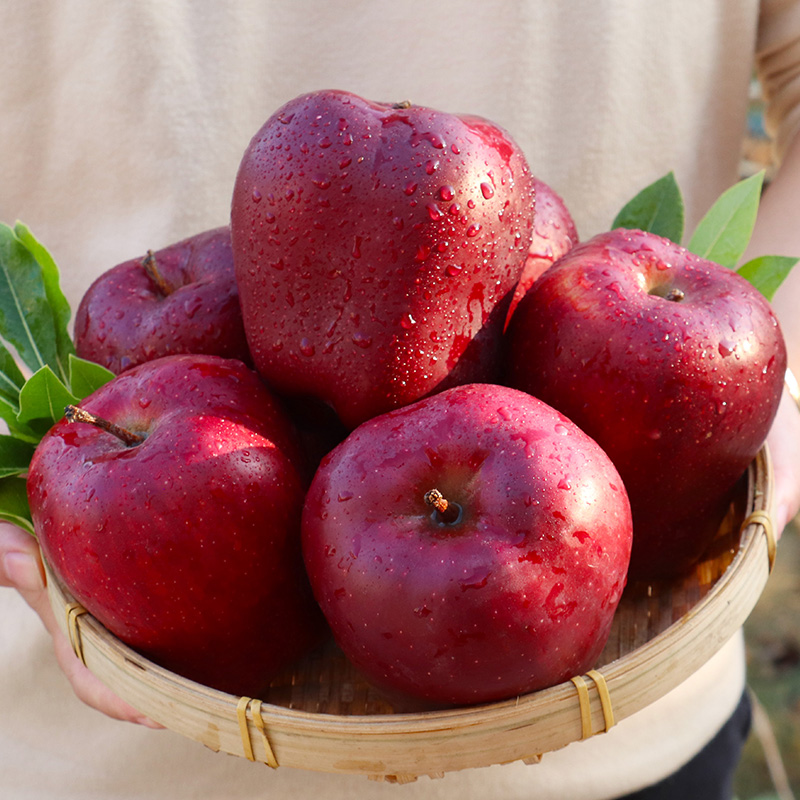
[27,90,787,706]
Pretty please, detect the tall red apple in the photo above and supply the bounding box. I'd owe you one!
[75,227,251,374]
[28,354,325,695]
[505,228,786,579]
[231,90,535,429]
[301,383,632,706]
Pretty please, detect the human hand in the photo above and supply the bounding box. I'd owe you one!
[0,522,162,728]
[766,387,800,535]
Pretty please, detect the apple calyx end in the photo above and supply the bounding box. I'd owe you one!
[648,283,686,303]
[64,404,145,447]
[142,250,175,296]
[424,489,463,525]
[664,287,685,302]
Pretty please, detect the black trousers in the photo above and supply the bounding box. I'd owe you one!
[616,689,753,800]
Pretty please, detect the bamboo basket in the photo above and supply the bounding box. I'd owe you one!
[44,446,776,783]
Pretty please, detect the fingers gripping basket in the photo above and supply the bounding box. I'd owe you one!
[44,447,776,783]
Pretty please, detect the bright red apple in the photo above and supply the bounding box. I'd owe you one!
[28,354,325,695]
[301,383,632,706]
[74,227,251,374]
[504,228,786,580]
[231,89,535,429]
[506,177,579,325]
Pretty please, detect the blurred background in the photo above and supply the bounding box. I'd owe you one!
[734,77,800,800]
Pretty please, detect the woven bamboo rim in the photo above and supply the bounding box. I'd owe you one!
[44,446,775,783]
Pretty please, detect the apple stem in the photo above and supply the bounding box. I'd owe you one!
[141,250,175,296]
[665,288,685,302]
[424,489,462,525]
[392,100,412,109]
[64,404,145,447]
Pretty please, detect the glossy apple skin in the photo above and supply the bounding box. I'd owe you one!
[28,354,325,695]
[506,177,579,325]
[231,90,535,429]
[301,383,632,706]
[505,228,787,580]
[75,227,251,374]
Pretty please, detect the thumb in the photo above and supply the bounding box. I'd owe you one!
[0,522,45,594]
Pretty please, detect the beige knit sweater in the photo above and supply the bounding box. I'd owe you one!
[1,1,798,798]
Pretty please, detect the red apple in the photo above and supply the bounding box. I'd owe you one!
[506,177,579,325]
[231,90,535,429]
[74,227,251,374]
[28,354,325,695]
[504,228,786,579]
[301,383,632,706]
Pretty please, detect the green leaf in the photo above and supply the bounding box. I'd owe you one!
[737,255,799,301]
[612,171,685,244]
[688,171,764,268]
[0,223,64,379]
[0,435,36,479]
[0,476,34,534]
[67,354,114,401]
[16,365,77,427]
[14,222,74,376]
[0,340,25,424]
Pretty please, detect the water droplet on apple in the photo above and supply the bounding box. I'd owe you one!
[439,185,455,201]
[404,181,418,196]
[425,159,439,175]
[446,264,463,277]
[319,136,332,148]
[557,478,572,491]
[337,491,353,502]
[718,340,735,357]
[554,423,569,435]
[480,182,495,199]
[252,188,262,203]
[312,174,331,189]
[466,224,481,237]
[299,338,315,357]
[182,296,204,318]
[400,313,417,329]
[427,203,443,221]
[351,331,372,349]
[415,244,431,261]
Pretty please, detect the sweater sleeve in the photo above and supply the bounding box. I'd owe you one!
[757,0,800,160]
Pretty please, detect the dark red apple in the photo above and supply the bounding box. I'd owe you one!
[28,354,325,695]
[301,383,632,706]
[231,90,535,429]
[506,177,578,325]
[504,228,786,579]
[74,227,251,374]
